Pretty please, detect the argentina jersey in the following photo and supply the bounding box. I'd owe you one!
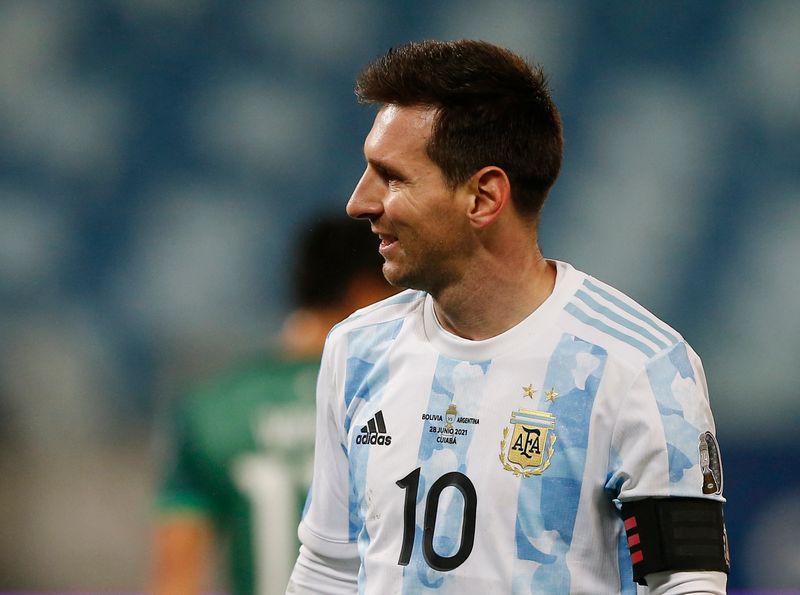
[297,261,722,594]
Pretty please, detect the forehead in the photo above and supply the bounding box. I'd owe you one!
[364,104,437,158]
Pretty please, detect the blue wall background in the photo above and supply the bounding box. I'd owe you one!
[0,0,797,590]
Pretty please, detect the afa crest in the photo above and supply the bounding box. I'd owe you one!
[499,409,557,477]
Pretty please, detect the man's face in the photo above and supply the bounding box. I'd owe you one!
[346,105,474,293]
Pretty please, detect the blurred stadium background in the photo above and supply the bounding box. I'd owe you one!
[0,0,797,591]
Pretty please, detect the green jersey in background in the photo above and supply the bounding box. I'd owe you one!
[156,356,318,595]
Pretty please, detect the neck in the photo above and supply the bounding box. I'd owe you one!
[431,246,556,341]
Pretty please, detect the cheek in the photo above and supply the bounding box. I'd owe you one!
[381,193,407,223]
[383,197,426,236]
[384,187,460,241]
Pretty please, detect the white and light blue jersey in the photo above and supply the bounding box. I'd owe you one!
[297,261,723,594]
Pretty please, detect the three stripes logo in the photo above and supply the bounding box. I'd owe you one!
[355,410,392,446]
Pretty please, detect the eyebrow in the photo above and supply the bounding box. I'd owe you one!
[368,158,408,184]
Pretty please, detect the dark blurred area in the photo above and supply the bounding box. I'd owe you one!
[0,0,797,591]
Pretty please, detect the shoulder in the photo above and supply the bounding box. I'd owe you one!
[552,263,691,372]
[326,289,426,344]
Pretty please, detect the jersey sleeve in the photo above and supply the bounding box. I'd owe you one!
[154,395,218,518]
[644,570,727,594]
[606,340,724,504]
[297,337,359,560]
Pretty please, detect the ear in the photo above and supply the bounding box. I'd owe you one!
[466,166,512,229]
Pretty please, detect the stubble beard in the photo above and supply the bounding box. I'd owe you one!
[381,251,454,296]
[381,259,414,290]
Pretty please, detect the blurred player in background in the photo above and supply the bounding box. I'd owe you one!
[151,215,395,595]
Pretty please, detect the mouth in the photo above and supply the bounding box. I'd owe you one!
[376,232,398,255]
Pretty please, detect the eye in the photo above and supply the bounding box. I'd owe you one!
[372,162,406,186]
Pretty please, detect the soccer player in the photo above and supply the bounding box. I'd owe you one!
[287,41,729,594]
[151,215,396,595]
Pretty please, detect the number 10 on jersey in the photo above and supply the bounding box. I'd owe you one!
[396,467,477,571]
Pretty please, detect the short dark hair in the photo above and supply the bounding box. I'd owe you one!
[292,214,384,308]
[355,39,563,219]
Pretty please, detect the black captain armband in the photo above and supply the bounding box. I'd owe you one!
[620,497,730,585]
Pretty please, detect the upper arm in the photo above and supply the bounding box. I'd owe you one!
[606,343,729,584]
[297,340,359,559]
[607,341,722,502]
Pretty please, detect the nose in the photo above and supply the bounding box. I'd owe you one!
[346,167,383,221]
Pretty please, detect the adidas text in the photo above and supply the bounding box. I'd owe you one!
[355,433,392,446]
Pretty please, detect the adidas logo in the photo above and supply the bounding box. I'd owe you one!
[355,410,392,446]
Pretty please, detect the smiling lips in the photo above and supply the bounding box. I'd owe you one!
[377,233,398,255]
